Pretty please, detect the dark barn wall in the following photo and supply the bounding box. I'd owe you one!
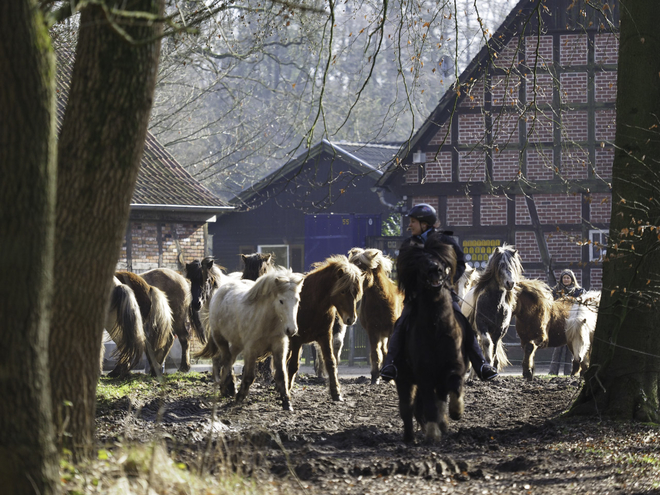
[210,154,393,273]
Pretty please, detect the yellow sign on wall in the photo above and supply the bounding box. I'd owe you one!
[462,239,503,267]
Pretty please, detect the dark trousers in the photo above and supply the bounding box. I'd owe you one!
[382,299,486,372]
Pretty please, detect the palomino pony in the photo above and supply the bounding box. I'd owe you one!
[287,255,364,401]
[103,276,146,377]
[114,271,173,376]
[141,267,206,372]
[514,279,601,380]
[395,234,465,444]
[348,247,404,384]
[195,268,304,410]
[461,245,523,372]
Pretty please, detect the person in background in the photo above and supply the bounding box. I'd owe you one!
[379,203,499,382]
[552,269,585,300]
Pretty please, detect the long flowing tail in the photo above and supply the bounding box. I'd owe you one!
[188,305,207,345]
[193,294,218,358]
[146,286,173,354]
[494,338,511,370]
[106,283,146,368]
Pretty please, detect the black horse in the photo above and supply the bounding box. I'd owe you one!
[395,235,466,443]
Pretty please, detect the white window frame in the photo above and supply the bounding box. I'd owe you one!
[589,229,608,261]
[258,244,290,269]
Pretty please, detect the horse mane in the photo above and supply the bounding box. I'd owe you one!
[472,244,523,294]
[244,268,304,304]
[309,255,364,298]
[347,248,394,288]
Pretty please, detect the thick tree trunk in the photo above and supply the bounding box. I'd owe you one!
[50,0,164,459]
[0,2,59,493]
[569,0,660,421]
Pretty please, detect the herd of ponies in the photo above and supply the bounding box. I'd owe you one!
[103,244,601,441]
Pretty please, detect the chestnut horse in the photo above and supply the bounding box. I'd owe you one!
[513,279,600,380]
[287,255,364,401]
[348,247,404,384]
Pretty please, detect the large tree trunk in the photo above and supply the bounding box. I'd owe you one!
[0,2,60,493]
[569,0,660,421]
[50,0,164,459]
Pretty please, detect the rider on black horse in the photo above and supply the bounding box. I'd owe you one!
[379,203,499,382]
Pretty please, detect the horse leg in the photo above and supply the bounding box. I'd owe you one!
[286,341,303,391]
[368,334,384,385]
[522,341,537,381]
[447,372,464,421]
[396,379,416,444]
[177,327,191,373]
[419,385,441,443]
[235,353,256,404]
[147,331,174,376]
[272,344,293,411]
[319,335,342,401]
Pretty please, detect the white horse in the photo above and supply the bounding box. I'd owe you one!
[565,290,601,375]
[196,267,304,410]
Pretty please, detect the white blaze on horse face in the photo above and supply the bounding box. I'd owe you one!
[499,254,518,291]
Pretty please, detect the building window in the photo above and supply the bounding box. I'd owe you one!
[589,229,608,261]
[259,245,290,269]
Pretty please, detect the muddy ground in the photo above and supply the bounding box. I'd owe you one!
[97,371,660,494]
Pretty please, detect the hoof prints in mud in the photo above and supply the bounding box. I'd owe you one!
[275,456,468,481]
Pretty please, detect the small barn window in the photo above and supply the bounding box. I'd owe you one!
[589,229,608,261]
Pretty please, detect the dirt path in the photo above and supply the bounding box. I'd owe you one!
[96,372,660,494]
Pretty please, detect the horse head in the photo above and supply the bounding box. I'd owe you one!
[329,256,364,326]
[397,239,457,296]
[272,270,304,338]
[493,245,523,291]
[241,252,274,281]
[185,257,220,312]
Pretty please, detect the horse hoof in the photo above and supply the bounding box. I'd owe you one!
[449,392,464,420]
[282,402,294,411]
[179,365,191,373]
[332,394,344,402]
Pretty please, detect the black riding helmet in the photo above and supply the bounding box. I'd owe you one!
[407,203,438,227]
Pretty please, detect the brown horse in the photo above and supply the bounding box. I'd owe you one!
[114,271,173,376]
[141,267,205,372]
[103,276,146,377]
[348,247,404,384]
[287,255,364,401]
[512,278,573,381]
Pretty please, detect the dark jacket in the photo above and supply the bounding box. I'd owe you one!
[552,269,585,299]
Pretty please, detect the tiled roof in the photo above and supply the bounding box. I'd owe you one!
[55,48,228,210]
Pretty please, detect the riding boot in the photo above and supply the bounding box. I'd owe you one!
[454,308,498,381]
[380,303,411,381]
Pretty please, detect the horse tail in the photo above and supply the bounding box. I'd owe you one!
[106,283,146,368]
[146,286,173,354]
[188,305,208,345]
[494,338,510,370]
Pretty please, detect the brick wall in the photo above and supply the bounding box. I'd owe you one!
[425,152,452,183]
[594,33,618,64]
[429,122,452,146]
[481,195,508,225]
[458,151,486,182]
[495,37,520,68]
[561,111,589,142]
[561,148,589,180]
[119,221,207,273]
[546,230,582,262]
[491,111,520,148]
[525,72,554,105]
[458,114,485,144]
[459,79,484,108]
[595,109,616,143]
[404,165,420,184]
[490,75,520,107]
[589,193,612,223]
[525,110,554,142]
[412,196,439,212]
[590,268,603,290]
[560,34,588,66]
[534,193,582,224]
[560,72,588,104]
[525,35,553,68]
[515,196,532,225]
[594,71,617,102]
[446,195,473,226]
[594,148,614,179]
[526,148,554,180]
[492,150,519,181]
[514,231,542,262]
